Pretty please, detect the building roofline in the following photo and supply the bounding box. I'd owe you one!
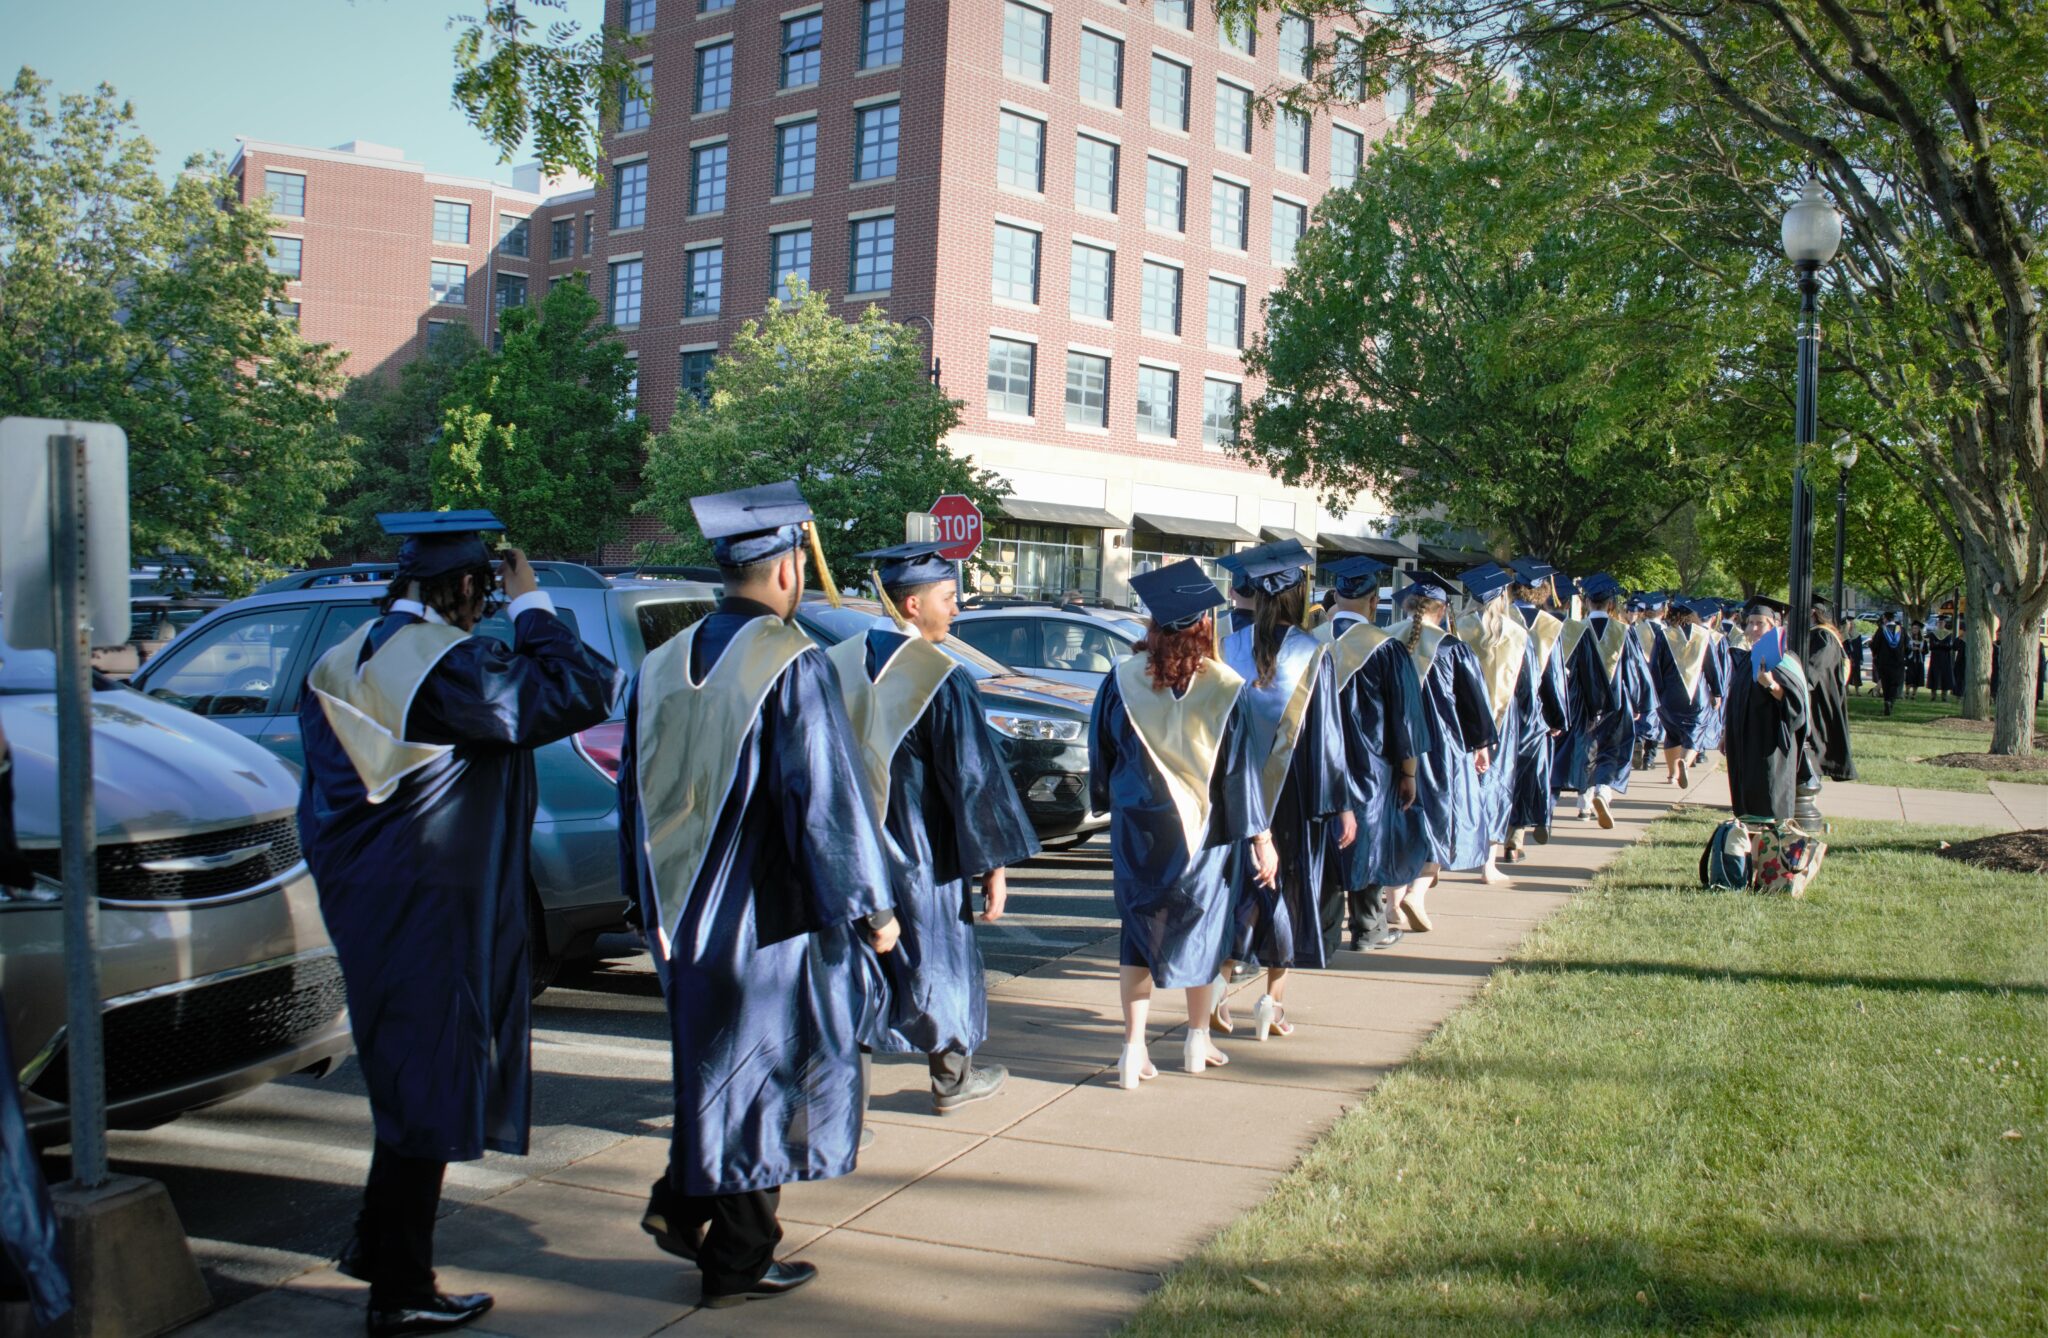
[228,137,568,203]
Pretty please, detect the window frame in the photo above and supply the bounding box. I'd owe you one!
[1140,260,1182,336]
[986,336,1037,417]
[1135,364,1178,439]
[690,142,728,215]
[685,244,724,317]
[1068,241,1114,322]
[1210,176,1250,251]
[1074,133,1120,214]
[771,227,814,301]
[780,13,824,90]
[608,258,645,326]
[1078,28,1124,109]
[1144,156,1187,233]
[432,199,470,245]
[1002,1,1052,84]
[430,259,468,306]
[855,101,901,181]
[849,214,896,293]
[997,109,1047,194]
[991,222,1043,305]
[860,0,906,69]
[776,117,820,196]
[1063,349,1111,429]
[614,159,650,228]
[1202,377,1242,448]
[263,169,306,217]
[695,39,734,113]
[269,234,303,279]
[1149,53,1191,132]
[1206,276,1246,349]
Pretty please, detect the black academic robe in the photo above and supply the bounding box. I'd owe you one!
[1805,627,1857,781]
[1844,633,1866,689]
[1905,637,1927,688]
[616,603,894,1197]
[298,606,616,1161]
[1869,627,1907,698]
[854,629,1040,1057]
[1925,634,1958,693]
[1723,649,1811,822]
[1509,607,1570,832]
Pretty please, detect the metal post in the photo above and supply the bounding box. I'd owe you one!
[1786,260,1821,656]
[1832,465,1849,618]
[49,433,108,1188]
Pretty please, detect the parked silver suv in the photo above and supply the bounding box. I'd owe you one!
[1,620,353,1142]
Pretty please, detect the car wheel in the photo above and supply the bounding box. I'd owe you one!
[528,890,561,998]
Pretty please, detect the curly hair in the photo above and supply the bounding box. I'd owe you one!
[1137,615,1212,695]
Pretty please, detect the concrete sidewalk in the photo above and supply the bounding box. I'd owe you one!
[187,761,2015,1337]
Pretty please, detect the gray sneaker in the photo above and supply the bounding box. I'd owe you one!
[932,1062,1008,1114]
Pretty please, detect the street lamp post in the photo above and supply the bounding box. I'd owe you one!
[1831,435,1858,617]
[901,313,942,386]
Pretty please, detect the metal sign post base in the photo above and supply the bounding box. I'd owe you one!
[49,1177,211,1338]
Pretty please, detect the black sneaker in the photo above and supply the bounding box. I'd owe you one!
[704,1261,818,1308]
[933,1062,1007,1114]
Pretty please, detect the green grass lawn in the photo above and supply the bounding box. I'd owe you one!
[1126,813,2047,1336]
[1839,693,2048,792]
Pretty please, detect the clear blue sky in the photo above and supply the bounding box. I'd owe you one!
[6,0,604,180]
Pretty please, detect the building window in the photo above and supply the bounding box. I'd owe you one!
[1069,242,1113,321]
[771,228,813,301]
[1221,15,1256,56]
[1272,197,1307,265]
[621,61,653,131]
[269,235,302,278]
[1215,80,1252,152]
[432,199,469,244]
[686,246,723,316]
[615,160,649,227]
[1279,12,1313,79]
[861,0,905,68]
[997,111,1046,193]
[550,217,574,259]
[623,362,639,419]
[626,0,656,34]
[991,223,1041,304]
[700,0,733,12]
[1079,29,1122,108]
[263,169,305,217]
[268,298,300,323]
[776,119,818,195]
[987,337,1035,416]
[1150,55,1190,132]
[680,348,716,405]
[850,215,895,292]
[1141,261,1181,335]
[696,40,733,113]
[1202,377,1241,447]
[609,258,643,325]
[1332,126,1364,189]
[1144,156,1186,232]
[691,143,727,214]
[1156,0,1192,30]
[426,320,458,350]
[1002,2,1050,83]
[1136,365,1177,438]
[855,102,900,180]
[781,13,823,89]
[581,213,593,255]
[494,271,528,312]
[1075,133,1119,213]
[431,260,467,305]
[1276,108,1310,173]
[1207,277,1245,349]
[1210,177,1249,250]
[499,214,531,257]
[1065,351,1109,428]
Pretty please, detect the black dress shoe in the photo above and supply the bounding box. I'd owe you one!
[1533,826,1551,845]
[704,1260,818,1308]
[933,1062,1007,1114]
[366,1292,493,1336]
[336,1234,373,1284]
[1368,924,1404,950]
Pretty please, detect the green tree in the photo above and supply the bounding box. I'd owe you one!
[331,326,484,558]
[0,69,353,596]
[449,0,641,179]
[639,284,1006,578]
[430,279,642,558]
[1827,458,1964,625]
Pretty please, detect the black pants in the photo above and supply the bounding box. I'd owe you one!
[358,1142,446,1308]
[1346,886,1384,943]
[650,1176,783,1296]
[929,1049,970,1096]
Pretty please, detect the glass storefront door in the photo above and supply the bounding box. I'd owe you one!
[979,522,1104,602]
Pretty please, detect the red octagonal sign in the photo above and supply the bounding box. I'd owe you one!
[928,494,984,562]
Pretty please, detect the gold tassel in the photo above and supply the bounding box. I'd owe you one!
[873,567,907,628]
[804,520,842,609]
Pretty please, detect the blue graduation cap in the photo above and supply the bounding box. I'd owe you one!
[1685,598,1721,620]
[1744,594,1789,619]
[857,541,955,590]
[1232,539,1313,596]
[1641,591,1670,612]
[1213,550,1256,598]
[1323,555,1390,599]
[1458,562,1514,604]
[1130,559,1225,631]
[378,509,506,581]
[691,480,813,565]
[1507,555,1556,585]
[1394,569,1454,605]
[1578,572,1623,602]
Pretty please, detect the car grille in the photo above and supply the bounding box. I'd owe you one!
[22,816,302,902]
[28,953,349,1106]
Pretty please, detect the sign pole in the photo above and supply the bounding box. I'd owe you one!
[49,432,109,1188]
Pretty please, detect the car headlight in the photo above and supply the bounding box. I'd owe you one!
[986,713,1083,742]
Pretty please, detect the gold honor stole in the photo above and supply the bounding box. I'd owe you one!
[1635,621,1663,662]
[1246,638,1326,827]
[1563,617,1633,684]
[633,617,813,957]
[309,620,473,803]
[1815,624,1849,686]
[1454,612,1529,731]
[1313,616,1389,689]
[1115,655,1246,858]
[827,632,957,826]
[1527,608,1565,673]
[1385,618,1450,686]
[1668,623,1712,697]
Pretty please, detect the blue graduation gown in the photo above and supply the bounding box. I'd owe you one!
[1,988,70,1329]
[297,607,615,1161]
[1325,616,1421,894]
[1633,623,1667,750]
[1411,633,1500,872]
[1509,605,1568,832]
[1559,616,1655,795]
[1088,664,1266,989]
[1699,633,1732,751]
[853,629,1040,1057]
[1652,624,1725,753]
[616,605,893,1197]
[1222,626,1347,970]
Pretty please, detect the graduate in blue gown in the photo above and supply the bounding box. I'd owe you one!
[1217,540,1351,1042]
[1699,602,1734,752]
[1651,598,1726,788]
[1315,556,1420,951]
[833,543,1040,1115]
[1453,563,1541,887]
[616,482,897,1308]
[1505,557,1569,855]
[1629,594,1669,771]
[1557,573,1655,829]
[298,513,616,1334]
[1091,561,1274,1088]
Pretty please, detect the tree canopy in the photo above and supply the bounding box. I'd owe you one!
[331,325,484,560]
[449,0,640,180]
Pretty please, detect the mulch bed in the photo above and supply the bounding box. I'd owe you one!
[1923,751,2048,774]
[1931,717,1996,734]
[1938,829,2048,875]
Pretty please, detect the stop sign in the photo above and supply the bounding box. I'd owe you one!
[928,494,984,561]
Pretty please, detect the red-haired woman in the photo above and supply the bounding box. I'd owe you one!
[1089,561,1277,1089]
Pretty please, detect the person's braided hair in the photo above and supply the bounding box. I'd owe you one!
[1402,593,1444,652]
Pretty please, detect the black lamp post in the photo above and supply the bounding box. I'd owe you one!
[1780,176,1843,652]
[1830,435,1858,617]
[901,313,942,386]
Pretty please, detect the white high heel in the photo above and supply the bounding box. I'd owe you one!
[1253,994,1276,1043]
[1117,1043,1147,1090]
[1183,1028,1220,1073]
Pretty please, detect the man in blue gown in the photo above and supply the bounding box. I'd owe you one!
[1506,557,1569,851]
[1559,574,1655,829]
[616,482,898,1307]
[299,513,617,1337]
[834,543,1041,1115]
[1630,593,1669,771]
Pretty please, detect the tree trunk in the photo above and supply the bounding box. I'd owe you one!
[1988,599,2043,756]
[1961,560,1995,720]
